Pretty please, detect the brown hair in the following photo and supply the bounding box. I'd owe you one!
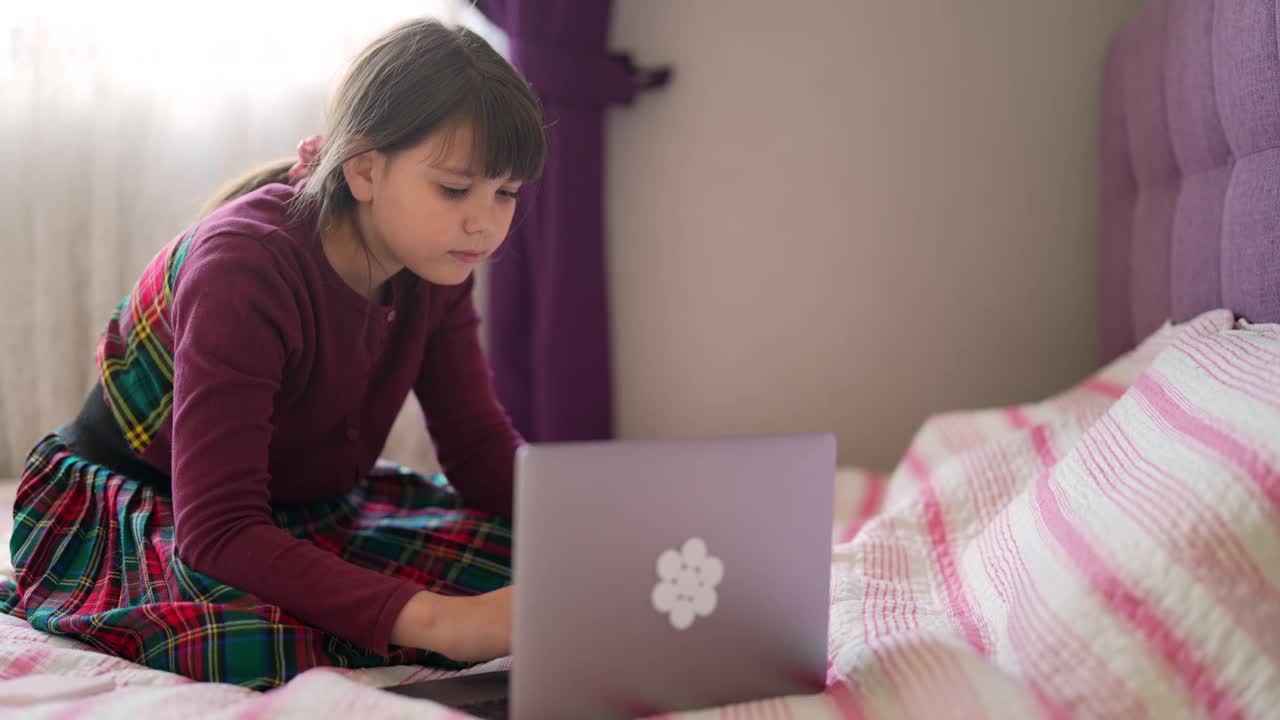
[201,18,546,225]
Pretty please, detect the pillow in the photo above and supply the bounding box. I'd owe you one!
[828,309,1280,717]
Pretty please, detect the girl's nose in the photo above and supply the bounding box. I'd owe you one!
[463,209,491,236]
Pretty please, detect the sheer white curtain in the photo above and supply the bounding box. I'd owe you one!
[0,1,499,475]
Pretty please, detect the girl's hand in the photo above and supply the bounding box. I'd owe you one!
[430,586,514,662]
[391,587,514,662]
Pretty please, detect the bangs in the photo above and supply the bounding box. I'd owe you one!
[433,75,547,183]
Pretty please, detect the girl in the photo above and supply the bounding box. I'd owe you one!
[0,18,544,689]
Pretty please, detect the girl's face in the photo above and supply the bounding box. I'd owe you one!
[352,123,523,287]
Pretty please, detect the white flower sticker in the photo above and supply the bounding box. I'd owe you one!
[651,537,724,630]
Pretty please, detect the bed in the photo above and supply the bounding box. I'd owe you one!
[1,0,1278,716]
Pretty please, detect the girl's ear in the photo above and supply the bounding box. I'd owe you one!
[342,147,380,203]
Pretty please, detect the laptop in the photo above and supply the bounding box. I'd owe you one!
[384,433,835,719]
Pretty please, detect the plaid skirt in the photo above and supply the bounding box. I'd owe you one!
[0,432,513,690]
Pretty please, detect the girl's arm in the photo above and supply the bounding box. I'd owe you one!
[414,275,523,517]
[170,234,426,656]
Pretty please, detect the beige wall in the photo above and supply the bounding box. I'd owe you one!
[605,0,1145,471]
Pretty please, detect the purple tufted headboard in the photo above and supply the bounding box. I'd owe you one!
[1098,0,1280,361]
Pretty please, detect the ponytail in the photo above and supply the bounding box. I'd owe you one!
[197,157,296,217]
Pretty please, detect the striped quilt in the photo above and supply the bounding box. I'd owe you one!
[1,308,1276,719]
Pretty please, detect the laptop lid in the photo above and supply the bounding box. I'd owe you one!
[509,433,835,719]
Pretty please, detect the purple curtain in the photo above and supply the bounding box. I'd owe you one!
[475,0,669,442]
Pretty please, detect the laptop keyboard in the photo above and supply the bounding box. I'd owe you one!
[455,696,510,719]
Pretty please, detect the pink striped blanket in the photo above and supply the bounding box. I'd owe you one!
[1,309,1276,718]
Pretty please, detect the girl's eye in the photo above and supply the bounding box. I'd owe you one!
[499,189,520,200]
[440,185,468,198]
